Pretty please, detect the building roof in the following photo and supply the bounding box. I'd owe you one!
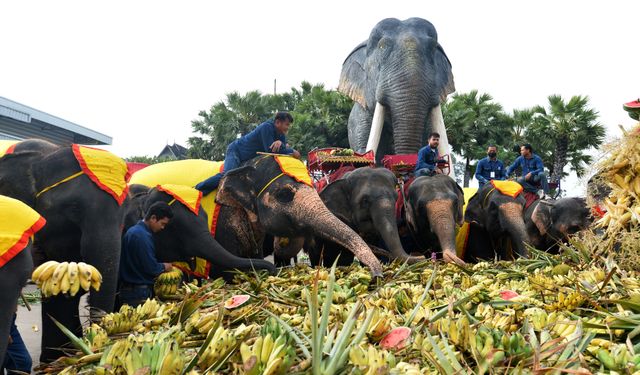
[158,143,188,159]
[0,96,112,145]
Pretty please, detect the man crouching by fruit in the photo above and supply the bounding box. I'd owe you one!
[118,202,174,307]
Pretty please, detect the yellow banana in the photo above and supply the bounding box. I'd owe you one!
[32,260,58,282]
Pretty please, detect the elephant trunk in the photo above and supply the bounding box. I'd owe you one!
[425,200,457,257]
[499,202,530,258]
[295,190,383,276]
[370,200,423,263]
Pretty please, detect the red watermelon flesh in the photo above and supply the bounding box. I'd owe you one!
[623,99,640,120]
[499,290,520,300]
[224,294,250,309]
[379,327,411,350]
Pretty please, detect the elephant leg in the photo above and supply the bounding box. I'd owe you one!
[0,250,32,367]
[274,236,304,267]
[40,293,82,363]
[320,242,354,268]
[348,103,373,153]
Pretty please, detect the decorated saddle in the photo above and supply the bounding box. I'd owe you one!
[455,187,478,259]
[0,195,46,268]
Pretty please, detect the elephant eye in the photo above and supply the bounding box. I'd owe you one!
[274,185,295,203]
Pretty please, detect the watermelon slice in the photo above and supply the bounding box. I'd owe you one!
[499,290,520,300]
[379,327,411,350]
[224,294,250,309]
[623,99,640,120]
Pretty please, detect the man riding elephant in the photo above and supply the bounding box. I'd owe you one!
[195,112,301,195]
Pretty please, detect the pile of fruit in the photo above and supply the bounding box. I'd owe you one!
[154,268,184,298]
[31,261,102,297]
[35,247,640,374]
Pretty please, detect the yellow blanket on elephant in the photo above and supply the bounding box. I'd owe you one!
[130,160,225,278]
[274,155,312,187]
[158,184,202,215]
[72,145,130,205]
[0,140,18,157]
[0,195,46,268]
[490,180,523,198]
[455,187,478,258]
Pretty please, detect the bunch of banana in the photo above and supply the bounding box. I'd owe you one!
[468,326,505,369]
[500,332,532,360]
[100,305,141,335]
[523,307,548,331]
[348,344,395,374]
[438,315,471,348]
[278,313,304,327]
[544,290,585,312]
[154,268,183,298]
[413,331,462,364]
[83,323,110,351]
[394,289,413,314]
[591,343,640,372]
[486,309,517,331]
[135,298,162,319]
[239,333,296,375]
[31,260,102,297]
[366,308,393,342]
[188,310,219,335]
[389,362,422,375]
[198,324,255,370]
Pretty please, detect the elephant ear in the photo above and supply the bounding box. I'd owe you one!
[338,41,368,109]
[216,166,258,215]
[464,190,485,228]
[434,43,455,101]
[453,182,465,226]
[320,179,352,224]
[531,201,553,235]
[0,152,39,206]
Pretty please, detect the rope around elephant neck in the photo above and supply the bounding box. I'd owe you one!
[35,171,84,198]
[257,172,285,197]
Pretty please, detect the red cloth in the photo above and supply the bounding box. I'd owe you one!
[524,191,539,210]
[315,165,356,193]
[395,177,416,220]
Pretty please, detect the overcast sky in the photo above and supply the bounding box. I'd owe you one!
[2,1,639,192]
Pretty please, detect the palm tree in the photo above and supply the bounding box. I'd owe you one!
[444,90,507,187]
[527,95,605,183]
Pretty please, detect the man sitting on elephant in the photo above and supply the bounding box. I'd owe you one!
[195,112,302,195]
[475,145,506,188]
[414,132,443,177]
[506,144,550,198]
[119,202,174,307]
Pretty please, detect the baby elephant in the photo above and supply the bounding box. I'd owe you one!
[525,197,591,252]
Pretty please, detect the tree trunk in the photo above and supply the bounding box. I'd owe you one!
[463,156,471,187]
[551,136,568,184]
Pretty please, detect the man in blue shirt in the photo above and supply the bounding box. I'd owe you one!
[506,144,550,197]
[414,132,442,177]
[195,112,302,195]
[119,202,174,307]
[475,145,506,188]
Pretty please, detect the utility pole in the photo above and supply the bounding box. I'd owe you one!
[274,79,277,95]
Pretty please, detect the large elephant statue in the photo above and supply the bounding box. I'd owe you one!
[129,157,384,277]
[404,174,465,264]
[525,197,591,252]
[305,167,423,267]
[124,185,276,277]
[338,17,455,163]
[0,141,129,362]
[463,182,531,261]
[0,195,43,367]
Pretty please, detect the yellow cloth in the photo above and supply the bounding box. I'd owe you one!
[0,195,46,268]
[130,159,225,278]
[72,145,130,205]
[158,184,202,215]
[274,155,312,187]
[0,140,18,157]
[455,188,478,258]
[490,180,523,198]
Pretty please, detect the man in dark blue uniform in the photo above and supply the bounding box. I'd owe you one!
[195,112,301,195]
[118,202,174,307]
[506,143,550,197]
[414,132,441,177]
[1,313,31,374]
[474,145,506,188]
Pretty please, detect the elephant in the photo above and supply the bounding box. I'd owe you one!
[0,196,42,368]
[404,174,465,264]
[0,141,128,362]
[304,167,424,267]
[338,17,455,163]
[124,185,277,278]
[463,183,531,261]
[525,197,591,252]
[129,157,384,277]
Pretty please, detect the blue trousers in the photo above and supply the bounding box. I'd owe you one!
[414,168,436,177]
[195,144,242,195]
[118,285,152,308]
[2,314,32,374]
[517,172,550,194]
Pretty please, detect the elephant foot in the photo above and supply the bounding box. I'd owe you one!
[443,250,466,266]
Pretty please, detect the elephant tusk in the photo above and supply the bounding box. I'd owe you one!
[366,102,385,156]
[430,104,456,180]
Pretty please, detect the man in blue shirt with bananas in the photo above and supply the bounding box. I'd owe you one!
[506,143,550,197]
[414,132,442,177]
[475,145,506,187]
[195,112,301,195]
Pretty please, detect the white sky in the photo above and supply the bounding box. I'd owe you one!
[2,0,640,194]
